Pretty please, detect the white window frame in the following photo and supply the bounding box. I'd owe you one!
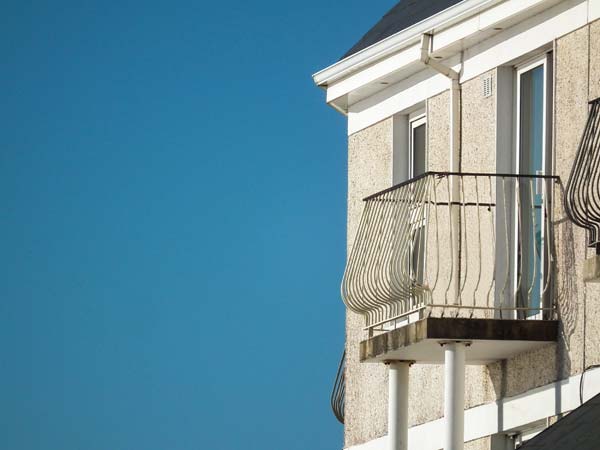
[408,113,427,179]
[512,53,552,320]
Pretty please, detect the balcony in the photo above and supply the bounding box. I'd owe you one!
[342,172,560,364]
[566,98,600,281]
[330,350,345,424]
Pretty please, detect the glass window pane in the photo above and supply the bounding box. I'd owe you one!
[518,64,545,316]
[412,123,426,177]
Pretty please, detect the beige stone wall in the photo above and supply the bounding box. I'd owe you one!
[582,19,600,373]
[343,19,600,449]
[427,90,451,172]
[461,71,496,173]
[465,437,491,450]
[589,21,600,102]
[553,23,600,379]
[345,118,393,447]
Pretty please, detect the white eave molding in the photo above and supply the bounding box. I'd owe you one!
[312,0,500,88]
[312,0,585,116]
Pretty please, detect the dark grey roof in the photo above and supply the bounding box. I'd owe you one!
[519,392,600,449]
[341,0,465,60]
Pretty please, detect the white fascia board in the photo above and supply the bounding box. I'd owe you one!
[313,0,502,87]
[430,0,560,51]
[478,0,556,29]
[347,0,589,135]
[347,55,462,135]
[590,0,600,20]
[461,0,588,81]
[344,366,600,450]
[319,0,573,115]
[325,44,421,104]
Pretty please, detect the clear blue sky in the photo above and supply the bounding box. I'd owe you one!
[1,1,396,449]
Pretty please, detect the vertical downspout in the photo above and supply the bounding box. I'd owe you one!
[420,33,462,303]
[421,34,460,304]
[420,33,465,450]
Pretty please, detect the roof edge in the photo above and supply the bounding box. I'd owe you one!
[312,0,499,87]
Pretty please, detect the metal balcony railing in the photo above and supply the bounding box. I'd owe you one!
[342,172,560,334]
[331,350,345,424]
[565,97,600,250]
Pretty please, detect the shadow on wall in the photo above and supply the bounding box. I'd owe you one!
[488,185,577,428]
[554,184,578,350]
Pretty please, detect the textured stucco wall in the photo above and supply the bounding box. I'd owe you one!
[465,436,491,450]
[461,71,496,173]
[427,90,451,172]
[589,20,600,101]
[345,118,393,447]
[585,19,600,371]
[553,23,600,381]
[342,19,600,450]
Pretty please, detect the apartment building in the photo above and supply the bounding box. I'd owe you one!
[313,1,600,449]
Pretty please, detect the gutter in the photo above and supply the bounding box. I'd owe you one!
[312,0,500,87]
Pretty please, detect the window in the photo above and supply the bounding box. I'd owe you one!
[408,113,427,289]
[514,53,552,318]
[391,110,428,303]
[409,115,427,178]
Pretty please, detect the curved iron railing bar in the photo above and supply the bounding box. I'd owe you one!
[331,350,345,424]
[360,198,394,326]
[420,177,435,303]
[542,179,553,298]
[565,98,600,249]
[459,176,469,310]
[515,178,524,314]
[403,178,430,309]
[388,187,415,319]
[486,176,496,309]
[341,202,373,315]
[500,177,510,316]
[444,175,455,308]
[472,176,483,316]
[527,178,538,305]
[390,188,411,319]
[430,177,442,296]
[585,100,600,243]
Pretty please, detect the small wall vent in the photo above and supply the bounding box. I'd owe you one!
[483,75,493,98]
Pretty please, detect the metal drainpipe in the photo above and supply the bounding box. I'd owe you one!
[420,33,461,304]
[420,33,465,450]
[386,361,411,450]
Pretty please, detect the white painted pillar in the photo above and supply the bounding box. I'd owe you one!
[444,343,466,450]
[388,361,410,450]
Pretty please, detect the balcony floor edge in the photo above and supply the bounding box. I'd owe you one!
[360,317,559,365]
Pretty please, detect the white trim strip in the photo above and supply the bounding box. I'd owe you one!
[590,0,600,21]
[347,0,589,135]
[317,0,562,107]
[312,0,502,87]
[344,366,600,450]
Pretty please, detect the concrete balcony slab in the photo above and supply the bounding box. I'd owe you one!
[360,317,559,365]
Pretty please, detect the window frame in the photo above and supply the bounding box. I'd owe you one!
[512,52,553,320]
[408,113,427,179]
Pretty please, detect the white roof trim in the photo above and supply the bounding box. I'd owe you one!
[312,0,501,87]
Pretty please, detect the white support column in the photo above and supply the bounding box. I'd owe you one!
[388,361,410,450]
[443,342,466,450]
